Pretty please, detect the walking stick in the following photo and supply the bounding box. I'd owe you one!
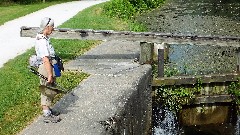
[28,66,70,94]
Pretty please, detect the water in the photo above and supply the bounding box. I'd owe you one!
[235,115,240,135]
[152,105,180,135]
[167,44,238,75]
[231,107,239,135]
[152,104,239,135]
[136,0,240,37]
[136,0,240,75]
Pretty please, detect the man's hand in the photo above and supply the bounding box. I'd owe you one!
[47,75,54,84]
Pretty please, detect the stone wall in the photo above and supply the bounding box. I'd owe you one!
[104,66,152,135]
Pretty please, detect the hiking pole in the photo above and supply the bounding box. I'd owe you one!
[28,66,70,94]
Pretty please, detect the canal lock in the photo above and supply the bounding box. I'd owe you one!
[134,0,240,134]
[151,43,240,135]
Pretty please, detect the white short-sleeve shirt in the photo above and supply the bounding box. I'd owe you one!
[35,34,55,59]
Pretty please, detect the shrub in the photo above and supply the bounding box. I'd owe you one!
[103,0,136,19]
[103,0,165,19]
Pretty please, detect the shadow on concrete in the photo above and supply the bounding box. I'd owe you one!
[53,90,79,114]
[78,53,139,59]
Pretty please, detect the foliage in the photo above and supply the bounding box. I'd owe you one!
[228,81,240,105]
[59,2,146,32]
[103,0,165,20]
[155,80,202,112]
[152,61,179,78]
[103,0,136,20]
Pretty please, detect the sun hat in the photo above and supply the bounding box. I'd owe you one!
[39,17,54,33]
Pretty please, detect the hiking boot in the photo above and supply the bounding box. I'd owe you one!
[49,108,60,116]
[43,114,61,123]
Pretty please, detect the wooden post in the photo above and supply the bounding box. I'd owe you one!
[237,47,240,72]
[139,42,154,64]
[158,48,164,78]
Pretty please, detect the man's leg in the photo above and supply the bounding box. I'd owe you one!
[39,64,60,123]
[41,92,61,123]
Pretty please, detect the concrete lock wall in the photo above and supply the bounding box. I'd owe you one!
[105,67,152,135]
[60,40,153,135]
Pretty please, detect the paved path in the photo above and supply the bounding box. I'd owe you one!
[0,0,107,68]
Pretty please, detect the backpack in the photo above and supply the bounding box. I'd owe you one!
[54,55,64,72]
[29,55,42,67]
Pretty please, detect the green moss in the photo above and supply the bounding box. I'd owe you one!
[154,79,202,112]
[228,81,240,105]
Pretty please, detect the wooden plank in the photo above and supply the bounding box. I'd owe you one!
[237,47,240,72]
[152,73,240,86]
[139,42,154,64]
[194,95,233,104]
[20,27,240,47]
[158,49,164,77]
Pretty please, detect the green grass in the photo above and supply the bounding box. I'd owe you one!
[0,1,66,26]
[59,2,147,31]
[0,2,144,135]
[60,3,127,30]
[0,40,99,135]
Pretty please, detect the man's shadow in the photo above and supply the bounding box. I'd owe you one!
[52,88,79,114]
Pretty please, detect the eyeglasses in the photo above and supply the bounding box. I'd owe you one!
[46,18,51,27]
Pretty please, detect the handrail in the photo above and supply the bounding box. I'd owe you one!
[20,26,240,47]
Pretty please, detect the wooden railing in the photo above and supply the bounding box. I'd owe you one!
[21,26,240,47]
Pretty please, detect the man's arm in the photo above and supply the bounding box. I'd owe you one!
[42,56,53,83]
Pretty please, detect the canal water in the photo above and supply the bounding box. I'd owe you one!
[167,44,238,75]
[152,104,239,135]
[137,0,240,37]
[136,0,240,134]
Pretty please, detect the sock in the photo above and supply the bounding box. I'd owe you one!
[43,109,51,116]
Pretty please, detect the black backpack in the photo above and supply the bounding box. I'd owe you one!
[54,55,64,71]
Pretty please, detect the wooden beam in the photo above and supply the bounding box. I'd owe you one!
[194,95,233,104]
[20,27,240,47]
[152,73,240,86]
[158,49,164,77]
[139,42,154,64]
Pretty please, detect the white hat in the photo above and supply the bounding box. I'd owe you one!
[39,17,54,33]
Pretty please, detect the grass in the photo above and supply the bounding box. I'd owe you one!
[0,40,98,135]
[59,2,147,31]
[0,1,69,26]
[0,1,145,135]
